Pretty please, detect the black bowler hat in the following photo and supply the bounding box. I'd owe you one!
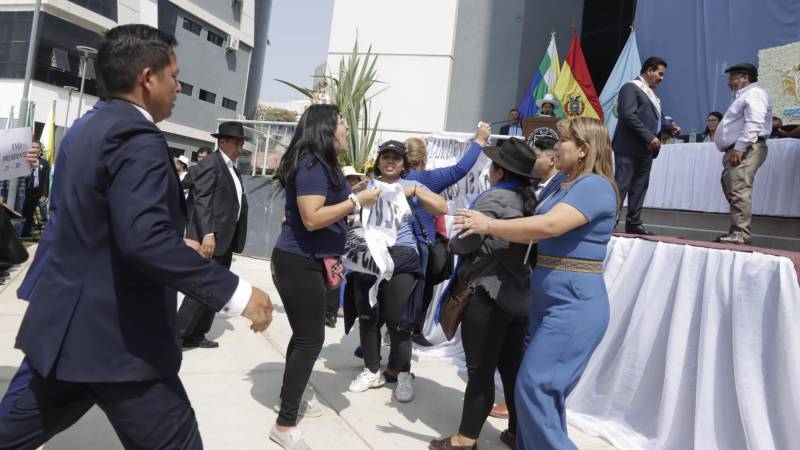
[725,63,758,80]
[482,137,536,178]
[377,140,406,156]
[211,121,246,139]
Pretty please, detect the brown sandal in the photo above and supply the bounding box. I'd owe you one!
[429,436,477,450]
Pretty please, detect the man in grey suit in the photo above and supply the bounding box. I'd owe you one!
[613,57,680,235]
[178,122,249,348]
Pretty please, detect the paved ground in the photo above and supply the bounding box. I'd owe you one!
[0,251,615,450]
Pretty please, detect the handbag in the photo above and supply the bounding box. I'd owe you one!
[0,206,28,268]
[438,258,501,341]
[322,256,345,289]
[411,211,453,285]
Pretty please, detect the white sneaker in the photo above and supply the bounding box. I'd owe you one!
[394,372,414,402]
[348,367,386,392]
[273,398,323,418]
[269,425,311,450]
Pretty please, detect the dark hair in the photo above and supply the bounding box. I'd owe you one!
[197,146,212,156]
[31,139,41,145]
[641,57,667,74]
[703,111,723,136]
[98,24,178,95]
[278,104,344,190]
[373,150,410,179]
[509,108,520,114]
[490,162,537,216]
[533,137,556,152]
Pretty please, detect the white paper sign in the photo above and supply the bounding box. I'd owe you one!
[0,127,33,182]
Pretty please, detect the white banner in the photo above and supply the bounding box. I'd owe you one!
[0,127,32,182]
[361,180,411,307]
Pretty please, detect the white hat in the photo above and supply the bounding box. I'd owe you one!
[536,93,561,109]
[177,155,190,166]
[342,166,363,177]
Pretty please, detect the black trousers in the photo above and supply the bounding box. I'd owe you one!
[459,290,528,439]
[177,246,233,340]
[0,371,202,450]
[356,271,418,374]
[614,153,653,228]
[325,286,340,319]
[271,248,327,427]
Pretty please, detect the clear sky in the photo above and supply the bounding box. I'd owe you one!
[259,0,335,102]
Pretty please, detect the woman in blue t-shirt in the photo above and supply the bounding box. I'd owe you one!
[348,140,447,403]
[453,117,619,450]
[269,104,381,449]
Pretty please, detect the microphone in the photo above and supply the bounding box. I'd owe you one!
[490,119,511,126]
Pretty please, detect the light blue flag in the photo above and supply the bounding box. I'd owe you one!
[599,30,641,137]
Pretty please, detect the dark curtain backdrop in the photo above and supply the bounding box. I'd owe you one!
[635,0,800,132]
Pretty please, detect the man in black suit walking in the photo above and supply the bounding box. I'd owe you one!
[19,140,50,237]
[178,122,249,349]
[613,57,681,235]
[0,24,273,449]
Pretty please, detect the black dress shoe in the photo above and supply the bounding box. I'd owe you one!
[500,429,516,450]
[625,225,655,236]
[182,337,219,349]
[429,437,476,450]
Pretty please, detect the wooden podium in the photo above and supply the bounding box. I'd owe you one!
[523,117,560,137]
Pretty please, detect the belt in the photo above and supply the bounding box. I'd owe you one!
[536,255,604,274]
[726,137,766,151]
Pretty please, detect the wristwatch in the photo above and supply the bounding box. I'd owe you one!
[348,193,361,210]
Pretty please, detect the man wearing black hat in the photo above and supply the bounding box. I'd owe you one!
[178,121,250,348]
[714,63,773,245]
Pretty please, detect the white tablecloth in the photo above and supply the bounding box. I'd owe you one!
[566,236,800,450]
[642,139,800,217]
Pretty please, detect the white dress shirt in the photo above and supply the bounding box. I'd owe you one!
[535,172,558,200]
[218,149,243,221]
[131,103,251,316]
[715,82,773,152]
[508,124,523,137]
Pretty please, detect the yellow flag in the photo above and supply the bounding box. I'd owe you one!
[553,60,601,120]
[41,100,56,165]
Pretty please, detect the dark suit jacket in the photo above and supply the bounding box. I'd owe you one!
[612,82,668,159]
[181,164,200,224]
[186,150,248,256]
[16,99,239,382]
[21,158,50,217]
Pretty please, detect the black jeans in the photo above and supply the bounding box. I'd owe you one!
[614,153,653,228]
[271,248,327,427]
[356,248,419,373]
[325,287,340,319]
[458,289,528,439]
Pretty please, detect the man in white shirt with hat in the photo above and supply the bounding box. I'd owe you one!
[714,63,773,245]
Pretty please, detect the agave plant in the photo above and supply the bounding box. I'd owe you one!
[276,40,384,168]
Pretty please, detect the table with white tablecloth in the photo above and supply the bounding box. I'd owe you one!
[642,138,800,217]
[566,236,800,450]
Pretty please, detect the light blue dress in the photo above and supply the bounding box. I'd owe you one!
[515,174,616,450]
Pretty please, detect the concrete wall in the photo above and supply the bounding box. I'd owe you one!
[327,0,458,143]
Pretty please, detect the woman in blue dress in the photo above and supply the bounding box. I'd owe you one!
[453,117,618,450]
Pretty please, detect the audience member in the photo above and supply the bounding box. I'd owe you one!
[703,112,723,142]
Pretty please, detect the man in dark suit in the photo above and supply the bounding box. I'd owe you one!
[613,57,680,235]
[20,140,50,237]
[0,24,273,449]
[177,122,249,349]
[497,108,523,147]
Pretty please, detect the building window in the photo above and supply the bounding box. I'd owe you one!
[222,97,238,111]
[207,30,224,47]
[182,17,201,36]
[199,89,216,104]
[179,81,194,96]
[66,0,117,21]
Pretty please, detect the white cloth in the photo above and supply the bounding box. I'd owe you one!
[566,236,800,450]
[630,76,662,121]
[130,104,251,316]
[640,139,800,217]
[715,82,773,151]
[218,149,243,221]
[360,180,411,307]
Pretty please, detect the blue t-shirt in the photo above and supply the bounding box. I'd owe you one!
[536,174,616,261]
[275,154,352,257]
[369,178,424,249]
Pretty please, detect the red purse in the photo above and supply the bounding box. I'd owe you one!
[322,256,345,289]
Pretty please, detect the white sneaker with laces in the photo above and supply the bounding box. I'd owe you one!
[395,371,414,402]
[273,398,323,418]
[269,425,311,450]
[348,367,385,392]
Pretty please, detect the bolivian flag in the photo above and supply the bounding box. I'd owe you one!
[553,31,603,120]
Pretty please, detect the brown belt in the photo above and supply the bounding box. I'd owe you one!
[537,255,604,274]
